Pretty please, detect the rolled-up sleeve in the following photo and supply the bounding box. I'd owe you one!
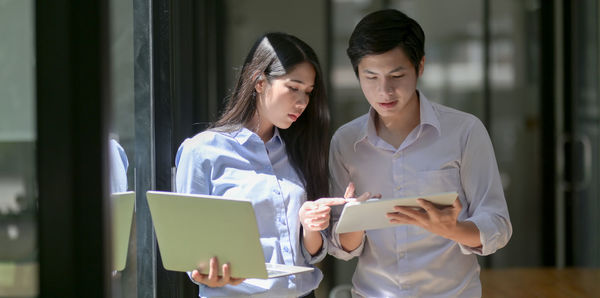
[327,219,365,261]
[300,231,329,264]
[459,119,512,256]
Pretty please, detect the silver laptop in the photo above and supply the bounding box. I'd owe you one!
[111,191,135,271]
[146,191,314,279]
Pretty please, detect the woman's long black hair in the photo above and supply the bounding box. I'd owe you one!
[211,32,330,201]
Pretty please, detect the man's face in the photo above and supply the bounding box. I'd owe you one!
[357,47,424,119]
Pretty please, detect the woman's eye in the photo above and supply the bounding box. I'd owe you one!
[288,86,299,92]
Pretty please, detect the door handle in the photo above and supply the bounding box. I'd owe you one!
[559,133,592,192]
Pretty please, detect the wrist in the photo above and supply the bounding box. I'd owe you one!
[303,228,320,238]
[339,230,364,252]
[448,220,482,247]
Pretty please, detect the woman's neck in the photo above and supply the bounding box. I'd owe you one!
[246,113,274,143]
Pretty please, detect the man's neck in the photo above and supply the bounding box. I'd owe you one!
[375,94,421,149]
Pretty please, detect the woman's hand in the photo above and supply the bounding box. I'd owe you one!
[299,197,347,232]
[299,197,346,255]
[191,257,245,287]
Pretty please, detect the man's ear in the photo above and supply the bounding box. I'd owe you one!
[418,56,425,78]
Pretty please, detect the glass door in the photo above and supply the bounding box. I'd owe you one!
[0,1,37,296]
[566,0,600,267]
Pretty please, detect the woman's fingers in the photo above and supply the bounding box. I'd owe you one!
[191,269,206,283]
[314,197,347,206]
[220,263,232,286]
[193,257,246,287]
[208,257,219,282]
[230,277,246,286]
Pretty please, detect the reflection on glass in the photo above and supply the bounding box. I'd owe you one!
[108,0,136,296]
[108,138,134,273]
[109,139,129,193]
[110,191,135,272]
[0,0,37,296]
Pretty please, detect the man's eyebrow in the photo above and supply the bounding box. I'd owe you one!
[362,66,405,75]
[388,66,406,73]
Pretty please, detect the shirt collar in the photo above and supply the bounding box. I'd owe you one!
[419,91,441,136]
[229,125,283,146]
[353,90,441,151]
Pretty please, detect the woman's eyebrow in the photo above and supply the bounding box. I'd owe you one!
[290,79,314,88]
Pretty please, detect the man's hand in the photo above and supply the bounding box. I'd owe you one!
[387,197,482,247]
[387,197,461,238]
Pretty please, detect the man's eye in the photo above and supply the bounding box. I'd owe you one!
[366,77,377,80]
[392,75,404,79]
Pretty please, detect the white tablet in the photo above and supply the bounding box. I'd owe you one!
[335,191,458,234]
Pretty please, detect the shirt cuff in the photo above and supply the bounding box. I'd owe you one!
[300,230,328,264]
[459,215,506,256]
[187,271,207,294]
[327,221,365,261]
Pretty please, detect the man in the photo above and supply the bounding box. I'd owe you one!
[327,9,512,297]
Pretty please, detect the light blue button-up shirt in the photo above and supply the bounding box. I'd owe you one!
[175,126,326,297]
[328,92,512,297]
[109,139,128,193]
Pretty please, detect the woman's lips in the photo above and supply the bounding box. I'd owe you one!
[288,114,299,121]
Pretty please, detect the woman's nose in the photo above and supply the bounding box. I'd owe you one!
[297,93,309,107]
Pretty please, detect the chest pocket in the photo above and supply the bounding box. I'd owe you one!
[415,168,461,195]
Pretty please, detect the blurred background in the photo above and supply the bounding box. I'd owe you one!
[1,0,598,297]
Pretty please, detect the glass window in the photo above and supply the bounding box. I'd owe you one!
[0,0,37,297]
[108,0,137,296]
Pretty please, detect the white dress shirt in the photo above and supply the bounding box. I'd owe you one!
[327,92,512,297]
[176,126,326,297]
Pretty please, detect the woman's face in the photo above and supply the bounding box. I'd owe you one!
[256,61,315,130]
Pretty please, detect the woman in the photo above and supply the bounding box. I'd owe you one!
[175,32,344,297]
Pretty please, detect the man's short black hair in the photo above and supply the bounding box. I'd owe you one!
[347,9,425,76]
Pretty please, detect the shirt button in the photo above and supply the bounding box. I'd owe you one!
[274,189,280,195]
[283,246,289,253]
[396,186,402,190]
[398,252,405,258]
[279,217,286,225]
